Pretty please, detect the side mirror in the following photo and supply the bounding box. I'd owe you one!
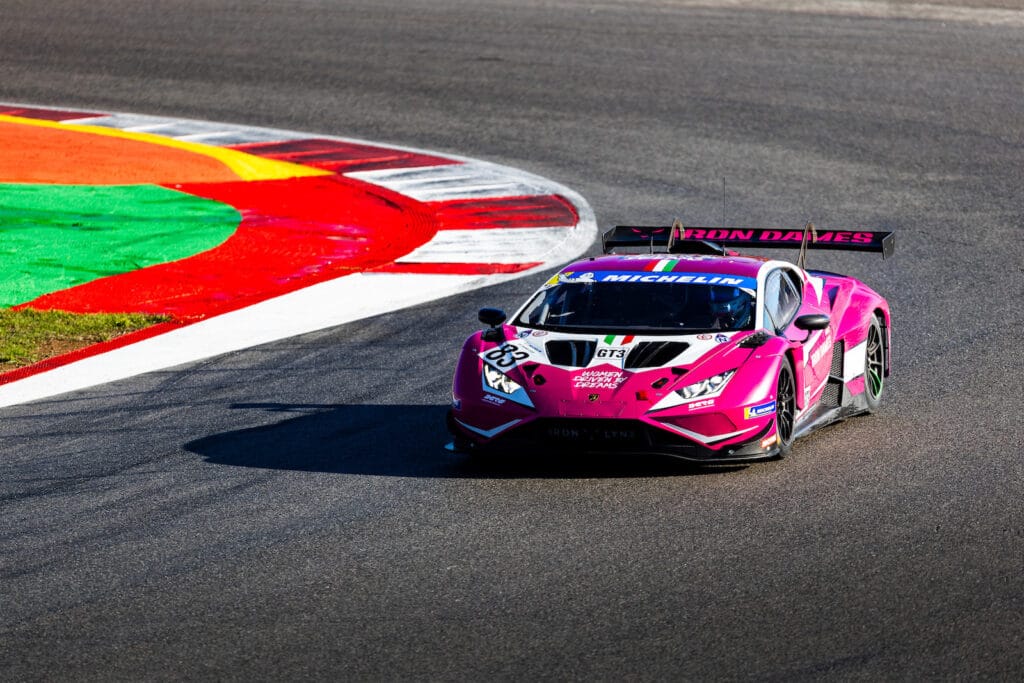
[794,314,830,331]
[479,308,507,341]
[478,307,507,327]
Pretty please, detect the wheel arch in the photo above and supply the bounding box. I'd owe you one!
[873,306,891,377]
[782,347,804,409]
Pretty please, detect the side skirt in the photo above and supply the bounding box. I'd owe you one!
[792,389,870,441]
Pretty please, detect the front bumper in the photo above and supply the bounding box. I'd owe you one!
[447,411,777,463]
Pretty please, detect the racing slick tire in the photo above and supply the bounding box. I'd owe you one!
[863,314,886,413]
[774,359,796,458]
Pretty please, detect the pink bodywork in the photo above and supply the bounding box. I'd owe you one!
[450,253,890,459]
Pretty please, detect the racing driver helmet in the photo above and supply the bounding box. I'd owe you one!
[708,286,751,329]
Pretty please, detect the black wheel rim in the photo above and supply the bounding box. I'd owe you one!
[866,324,884,400]
[777,367,795,443]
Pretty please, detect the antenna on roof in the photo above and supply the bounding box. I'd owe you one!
[797,221,818,270]
[721,178,726,226]
[668,217,684,252]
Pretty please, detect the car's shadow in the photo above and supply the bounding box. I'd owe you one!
[184,403,748,478]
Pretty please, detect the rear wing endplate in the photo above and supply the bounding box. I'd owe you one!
[603,220,895,260]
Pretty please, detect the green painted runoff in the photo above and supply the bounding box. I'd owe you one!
[0,183,240,307]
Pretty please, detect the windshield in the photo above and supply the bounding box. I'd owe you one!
[514,280,755,334]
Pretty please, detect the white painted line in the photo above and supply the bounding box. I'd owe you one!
[347,163,556,202]
[175,131,281,145]
[676,1,1024,28]
[396,226,575,264]
[66,113,191,129]
[0,270,537,408]
[65,113,307,145]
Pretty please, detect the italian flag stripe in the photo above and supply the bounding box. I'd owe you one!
[604,334,635,345]
[645,259,678,272]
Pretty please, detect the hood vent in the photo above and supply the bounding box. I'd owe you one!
[545,340,597,367]
[625,341,689,369]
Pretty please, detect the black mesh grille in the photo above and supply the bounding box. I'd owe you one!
[624,342,689,369]
[545,340,597,367]
[822,378,842,406]
[830,340,844,377]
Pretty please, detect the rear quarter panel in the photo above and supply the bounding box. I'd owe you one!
[814,272,892,377]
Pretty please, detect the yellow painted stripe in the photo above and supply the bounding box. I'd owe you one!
[0,114,330,181]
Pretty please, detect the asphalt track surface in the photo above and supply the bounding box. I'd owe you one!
[2,1,1022,679]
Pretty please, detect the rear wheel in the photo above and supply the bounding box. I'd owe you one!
[774,360,796,457]
[864,315,886,412]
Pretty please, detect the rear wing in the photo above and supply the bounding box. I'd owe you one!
[602,220,895,262]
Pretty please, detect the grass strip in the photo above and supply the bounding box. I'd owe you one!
[0,308,169,372]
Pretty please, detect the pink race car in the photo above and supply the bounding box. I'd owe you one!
[447,223,894,463]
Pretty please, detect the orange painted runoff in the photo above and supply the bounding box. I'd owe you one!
[0,120,242,184]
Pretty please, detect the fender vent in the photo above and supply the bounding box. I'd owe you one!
[625,342,689,369]
[822,378,843,407]
[545,340,597,367]
[830,340,844,377]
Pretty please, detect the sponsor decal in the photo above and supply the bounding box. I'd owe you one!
[588,393,600,402]
[558,271,596,284]
[596,348,626,359]
[682,228,761,241]
[715,333,730,343]
[531,330,548,337]
[810,333,832,366]
[573,369,628,390]
[546,424,636,441]
[688,398,715,411]
[594,271,755,288]
[620,253,716,262]
[517,329,532,339]
[482,394,507,406]
[696,334,713,340]
[744,400,776,419]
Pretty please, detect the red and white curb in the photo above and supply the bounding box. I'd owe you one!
[0,107,595,407]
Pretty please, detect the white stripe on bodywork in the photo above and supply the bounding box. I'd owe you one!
[843,340,867,380]
[656,421,758,445]
[807,276,824,304]
[453,417,523,439]
[347,163,557,201]
[397,227,574,264]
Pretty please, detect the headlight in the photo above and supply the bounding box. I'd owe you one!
[677,369,736,400]
[483,364,523,395]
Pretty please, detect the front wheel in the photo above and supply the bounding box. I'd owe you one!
[864,315,886,413]
[774,359,796,457]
